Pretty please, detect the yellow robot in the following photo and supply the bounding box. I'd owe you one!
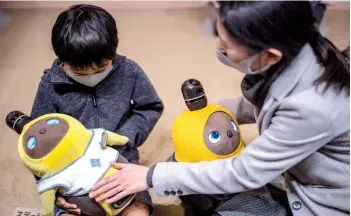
[6,111,136,216]
[171,79,245,163]
[171,79,246,215]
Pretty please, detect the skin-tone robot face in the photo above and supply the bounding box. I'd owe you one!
[203,112,240,155]
[22,117,69,159]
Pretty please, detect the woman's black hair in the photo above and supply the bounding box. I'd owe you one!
[218,1,350,107]
[51,4,118,69]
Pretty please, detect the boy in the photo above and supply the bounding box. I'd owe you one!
[30,4,163,216]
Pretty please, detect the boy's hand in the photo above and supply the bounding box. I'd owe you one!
[56,196,81,215]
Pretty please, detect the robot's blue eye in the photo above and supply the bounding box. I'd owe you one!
[47,119,60,125]
[231,121,238,132]
[208,131,221,144]
[27,137,36,150]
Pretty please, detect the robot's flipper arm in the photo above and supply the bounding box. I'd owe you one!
[39,188,57,216]
[104,130,129,146]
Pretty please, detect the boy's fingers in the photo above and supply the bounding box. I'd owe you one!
[56,196,66,207]
[56,196,64,207]
[63,201,78,209]
[56,197,81,215]
[56,196,78,209]
[67,208,81,215]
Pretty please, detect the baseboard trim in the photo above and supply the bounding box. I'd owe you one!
[326,2,350,11]
[0,1,348,11]
[0,1,206,10]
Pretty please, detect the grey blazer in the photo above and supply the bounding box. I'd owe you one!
[152,45,350,215]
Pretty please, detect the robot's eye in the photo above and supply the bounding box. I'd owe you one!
[231,121,238,132]
[208,131,221,144]
[27,137,36,150]
[47,119,60,125]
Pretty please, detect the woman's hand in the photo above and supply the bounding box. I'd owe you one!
[56,196,81,215]
[89,162,149,203]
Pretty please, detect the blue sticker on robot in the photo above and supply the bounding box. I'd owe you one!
[90,159,101,168]
[231,121,238,132]
[27,137,36,149]
[47,119,60,125]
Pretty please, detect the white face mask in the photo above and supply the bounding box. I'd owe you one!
[216,51,271,75]
[65,65,113,87]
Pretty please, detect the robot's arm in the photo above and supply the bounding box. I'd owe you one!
[104,130,129,147]
[39,188,57,216]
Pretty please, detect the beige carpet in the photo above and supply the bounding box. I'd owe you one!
[0,6,349,216]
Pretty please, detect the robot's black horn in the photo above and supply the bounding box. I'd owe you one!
[181,79,208,111]
[5,111,33,134]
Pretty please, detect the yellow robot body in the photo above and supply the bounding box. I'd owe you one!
[18,113,90,178]
[17,113,134,216]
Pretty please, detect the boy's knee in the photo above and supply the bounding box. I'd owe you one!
[120,201,149,216]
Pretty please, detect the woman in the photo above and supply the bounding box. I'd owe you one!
[89,2,350,216]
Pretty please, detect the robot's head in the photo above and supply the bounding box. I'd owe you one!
[172,79,245,162]
[204,111,241,156]
[6,111,91,178]
[172,104,245,163]
[21,117,69,159]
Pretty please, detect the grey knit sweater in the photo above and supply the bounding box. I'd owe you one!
[31,54,164,162]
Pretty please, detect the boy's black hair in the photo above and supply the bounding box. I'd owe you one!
[51,4,118,69]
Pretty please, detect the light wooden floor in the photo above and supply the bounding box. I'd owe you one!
[0,6,349,216]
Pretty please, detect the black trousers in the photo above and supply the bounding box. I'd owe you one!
[180,185,292,216]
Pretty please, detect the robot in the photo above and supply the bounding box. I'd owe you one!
[172,79,245,163]
[6,111,136,216]
[171,79,246,216]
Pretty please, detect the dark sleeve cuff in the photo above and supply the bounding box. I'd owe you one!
[54,205,68,216]
[146,164,157,188]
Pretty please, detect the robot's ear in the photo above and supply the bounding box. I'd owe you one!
[105,130,129,146]
[6,111,33,134]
